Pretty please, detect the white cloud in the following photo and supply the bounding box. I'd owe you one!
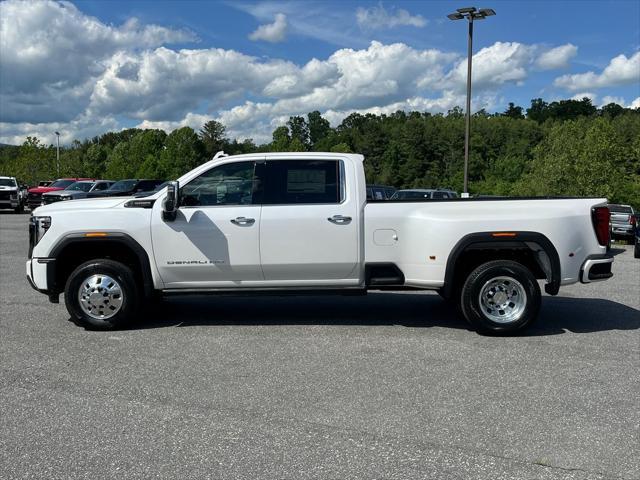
[600,95,624,106]
[249,13,287,43]
[536,44,577,70]
[571,92,597,102]
[88,47,295,121]
[0,0,194,124]
[554,51,640,91]
[631,97,640,109]
[446,42,536,91]
[0,114,119,147]
[1,0,618,147]
[356,4,426,29]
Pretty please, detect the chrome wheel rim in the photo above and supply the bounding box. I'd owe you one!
[478,276,527,324]
[78,274,124,320]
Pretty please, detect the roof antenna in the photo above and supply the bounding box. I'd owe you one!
[213,151,228,160]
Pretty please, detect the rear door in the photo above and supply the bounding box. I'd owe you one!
[259,157,360,285]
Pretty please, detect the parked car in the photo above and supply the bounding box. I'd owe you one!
[27,152,613,335]
[608,204,636,240]
[87,179,165,198]
[27,178,94,210]
[0,176,24,213]
[366,184,397,201]
[42,180,115,205]
[38,181,53,187]
[391,189,458,200]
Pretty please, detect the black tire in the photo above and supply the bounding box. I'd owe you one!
[64,259,139,330]
[460,260,541,335]
[634,241,640,259]
[14,203,23,214]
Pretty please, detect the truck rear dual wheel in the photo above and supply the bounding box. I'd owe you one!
[460,260,541,335]
[65,259,139,330]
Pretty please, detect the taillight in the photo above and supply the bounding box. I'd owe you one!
[630,215,636,226]
[592,206,610,246]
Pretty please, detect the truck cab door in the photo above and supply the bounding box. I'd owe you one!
[259,157,361,285]
[150,160,263,288]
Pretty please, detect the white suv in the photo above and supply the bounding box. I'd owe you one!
[0,176,23,213]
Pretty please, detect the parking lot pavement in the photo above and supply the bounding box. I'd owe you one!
[1,212,638,480]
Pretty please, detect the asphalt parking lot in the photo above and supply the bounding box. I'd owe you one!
[1,212,638,480]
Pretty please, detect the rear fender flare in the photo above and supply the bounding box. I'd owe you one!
[442,231,561,298]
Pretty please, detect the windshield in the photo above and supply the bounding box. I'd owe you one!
[0,178,17,187]
[108,180,138,191]
[49,179,75,189]
[609,205,633,214]
[134,181,169,198]
[65,182,94,192]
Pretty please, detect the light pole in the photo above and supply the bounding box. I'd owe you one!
[54,131,60,177]
[447,7,495,197]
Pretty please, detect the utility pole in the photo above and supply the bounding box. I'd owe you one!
[447,7,496,197]
[54,131,60,177]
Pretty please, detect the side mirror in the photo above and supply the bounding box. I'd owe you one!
[162,181,180,222]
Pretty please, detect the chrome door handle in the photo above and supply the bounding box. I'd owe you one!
[231,217,255,226]
[327,215,352,224]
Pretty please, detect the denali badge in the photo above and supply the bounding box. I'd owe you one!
[167,260,225,265]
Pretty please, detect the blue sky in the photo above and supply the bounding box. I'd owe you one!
[0,0,639,144]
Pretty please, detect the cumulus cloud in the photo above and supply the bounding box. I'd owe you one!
[446,42,536,91]
[570,92,597,102]
[536,44,577,70]
[249,13,287,43]
[0,0,604,146]
[554,51,640,91]
[0,0,194,124]
[631,97,640,109]
[88,47,295,121]
[356,3,426,29]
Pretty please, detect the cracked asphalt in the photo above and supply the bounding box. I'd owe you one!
[1,212,639,479]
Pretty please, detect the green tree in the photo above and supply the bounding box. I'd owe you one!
[287,116,310,149]
[503,102,524,119]
[307,111,331,148]
[270,126,290,151]
[199,120,228,158]
[159,127,206,179]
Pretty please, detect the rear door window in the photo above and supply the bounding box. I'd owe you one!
[263,160,341,205]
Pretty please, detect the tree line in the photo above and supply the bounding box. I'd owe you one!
[1,97,638,206]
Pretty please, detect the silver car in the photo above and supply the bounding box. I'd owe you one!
[42,180,114,204]
[608,204,636,239]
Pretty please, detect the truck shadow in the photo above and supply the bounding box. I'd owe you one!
[130,293,639,336]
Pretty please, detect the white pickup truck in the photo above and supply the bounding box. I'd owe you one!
[26,152,614,334]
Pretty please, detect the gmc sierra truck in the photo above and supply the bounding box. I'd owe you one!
[26,152,614,334]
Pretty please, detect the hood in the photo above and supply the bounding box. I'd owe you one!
[29,186,64,194]
[87,190,132,198]
[33,196,129,214]
[42,190,84,197]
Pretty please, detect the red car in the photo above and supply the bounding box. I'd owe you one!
[27,178,94,210]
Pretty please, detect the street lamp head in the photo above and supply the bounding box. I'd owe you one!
[456,7,477,14]
[478,8,496,16]
[472,12,487,19]
[54,131,60,136]
[447,12,464,20]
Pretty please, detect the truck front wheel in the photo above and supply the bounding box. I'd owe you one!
[460,260,540,335]
[64,259,139,330]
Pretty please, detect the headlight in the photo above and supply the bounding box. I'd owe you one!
[29,215,51,250]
